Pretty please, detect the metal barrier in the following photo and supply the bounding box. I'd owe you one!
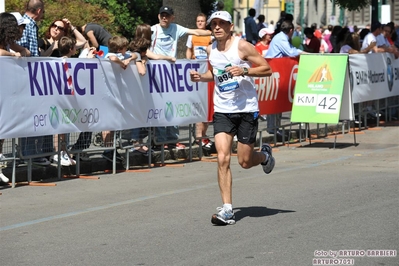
[1,97,398,188]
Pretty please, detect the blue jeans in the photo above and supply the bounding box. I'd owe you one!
[131,128,148,141]
[19,136,44,156]
[154,126,179,143]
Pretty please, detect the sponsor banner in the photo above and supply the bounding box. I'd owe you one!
[291,54,348,124]
[0,57,208,139]
[258,57,299,115]
[349,53,399,103]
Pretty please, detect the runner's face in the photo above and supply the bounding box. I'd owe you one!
[196,16,206,30]
[158,13,174,28]
[210,18,232,40]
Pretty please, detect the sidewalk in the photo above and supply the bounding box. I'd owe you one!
[0,117,396,185]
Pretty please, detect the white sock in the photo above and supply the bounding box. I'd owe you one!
[223,203,233,211]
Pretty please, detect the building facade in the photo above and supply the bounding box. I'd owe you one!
[234,0,399,32]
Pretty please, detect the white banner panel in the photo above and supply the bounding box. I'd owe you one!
[0,57,208,139]
[349,53,399,103]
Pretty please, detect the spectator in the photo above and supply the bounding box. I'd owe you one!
[394,23,399,49]
[303,27,320,53]
[257,14,267,31]
[362,22,394,54]
[255,28,274,57]
[17,0,45,57]
[189,11,275,225]
[0,12,24,183]
[101,36,136,163]
[323,25,333,52]
[0,139,8,183]
[268,20,274,31]
[265,20,305,58]
[128,37,153,155]
[311,23,322,39]
[329,25,342,53]
[275,12,293,35]
[9,12,31,56]
[293,25,302,38]
[359,28,370,47]
[186,13,214,152]
[17,0,50,166]
[265,20,305,140]
[386,22,396,46]
[244,8,258,44]
[150,5,211,150]
[339,32,375,54]
[77,23,112,50]
[70,46,97,161]
[334,27,350,53]
[135,23,176,62]
[39,18,87,57]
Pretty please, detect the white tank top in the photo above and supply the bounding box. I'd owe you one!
[209,37,258,113]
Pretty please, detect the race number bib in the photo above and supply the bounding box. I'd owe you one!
[194,46,207,59]
[214,68,239,92]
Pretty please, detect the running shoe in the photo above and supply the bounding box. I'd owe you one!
[0,153,7,168]
[201,138,213,150]
[261,143,275,174]
[211,207,236,225]
[0,169,9,183]
[61,151,76,166]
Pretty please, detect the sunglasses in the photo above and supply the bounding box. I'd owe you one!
[51,23,65,32]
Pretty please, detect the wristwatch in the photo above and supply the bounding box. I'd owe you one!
[242,67,249,76]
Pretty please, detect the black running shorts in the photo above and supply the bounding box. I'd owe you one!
[213,112,259,144]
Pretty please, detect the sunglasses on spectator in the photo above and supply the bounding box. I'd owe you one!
[51,23,65,32]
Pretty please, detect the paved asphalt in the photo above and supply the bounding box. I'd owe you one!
[0,126,398,266]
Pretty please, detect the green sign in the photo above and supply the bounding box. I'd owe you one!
[291,55,349,124]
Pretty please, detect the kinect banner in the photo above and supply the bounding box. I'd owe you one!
[0,57,208,138]
[349,53,399,103]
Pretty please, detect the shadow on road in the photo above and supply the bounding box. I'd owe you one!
[234,206,295,222]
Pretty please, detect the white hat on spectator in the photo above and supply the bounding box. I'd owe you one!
[259,28,274,38]
[11,12,30,26]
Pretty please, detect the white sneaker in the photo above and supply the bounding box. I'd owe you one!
[0,153,7,168]
[0,169,9,183]
[61,151,75,166]
[211,207,236,225]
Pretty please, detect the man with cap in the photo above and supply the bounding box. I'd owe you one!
[151,6,211,149]
[190,11,275,225]
[255,28,274,57]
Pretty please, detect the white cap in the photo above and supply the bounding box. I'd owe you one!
[11,12,30,26]
[207,11,232,25]
[259,28,274,38]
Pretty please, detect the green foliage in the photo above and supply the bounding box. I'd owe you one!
[331,0,370,11]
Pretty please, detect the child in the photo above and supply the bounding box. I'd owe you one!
[101,36,135,163]
[105,36,136,69]
[50,36,83,166]
[127,37,152,154]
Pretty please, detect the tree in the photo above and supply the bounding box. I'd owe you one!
[332,0,370,11]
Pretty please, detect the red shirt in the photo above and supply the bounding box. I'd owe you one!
[255,42,269,57]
